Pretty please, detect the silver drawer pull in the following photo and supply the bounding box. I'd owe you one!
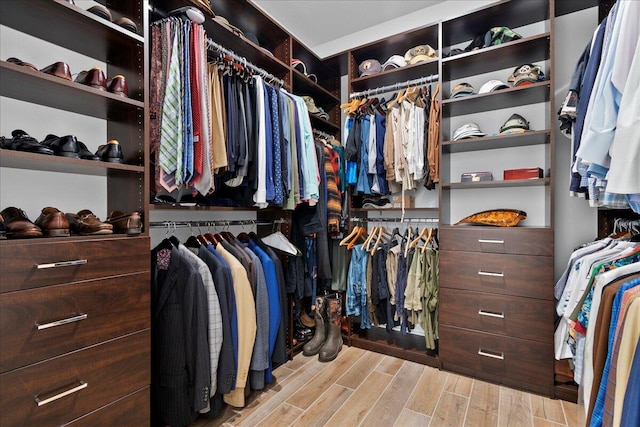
[478,271,505,278]
[478,239,504,244]
[36,259,87,269]
[36,313,88,330]
[35,381,87,407]
[478,349,504,360]
[478,310,505,319]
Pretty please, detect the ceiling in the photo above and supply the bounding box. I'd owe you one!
[250,0,447,58]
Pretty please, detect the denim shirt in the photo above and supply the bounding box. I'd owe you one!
[346,244,369,327]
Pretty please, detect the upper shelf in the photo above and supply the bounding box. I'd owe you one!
[441,178,550,189]
[442,130,551,153]
[442,81,551,117]
[442,33,551,81]
[0,149,145,175]
[0,0,144,63]
[350,59,439,93]
[0,61,145,119]
[292,69,340,104]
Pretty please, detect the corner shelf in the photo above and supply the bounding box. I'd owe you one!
[0,61,144,119]
[442,130,551,153]
[441,81,551,117]
[441,178,550,190]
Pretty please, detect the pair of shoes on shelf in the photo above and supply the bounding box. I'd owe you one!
[87,4,138,34]
[7,57,129,98]
[0,207,142,238]
[75,67,129,97]
[1,130,54,155]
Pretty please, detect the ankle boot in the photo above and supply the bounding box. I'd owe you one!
[302,296,326,356]
[319,293,343,362]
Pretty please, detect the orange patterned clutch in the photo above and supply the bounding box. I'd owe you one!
[455,209,527,227]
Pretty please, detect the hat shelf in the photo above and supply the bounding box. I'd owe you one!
[442,129,550,153]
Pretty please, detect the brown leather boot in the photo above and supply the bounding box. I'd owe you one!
[302,296,326,356]
[319,293,343,362]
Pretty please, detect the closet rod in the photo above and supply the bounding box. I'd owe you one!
[349,74,439,99]
[312,129,335,139]
[206,39,285,87]
[148,219,287,228]
[351,217,439,224]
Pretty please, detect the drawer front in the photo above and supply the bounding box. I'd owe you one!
[0,272,150,372]
[440,226,553,256]
[439,288,553,343]
[439,325,552,387]
[0,236,150,293]
[0,330,150,427]
[62,387,149,427]
[439,250,553,299]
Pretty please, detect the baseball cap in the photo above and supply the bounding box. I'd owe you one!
[404,44,437,65]
[302,96,330,120]
[381,54,407,70]
[499,113,530,135]
[453,123,486,141]
[508,63,545,87]
[450,82,476,98]
[478,79,510,94]
[358,59,382,77]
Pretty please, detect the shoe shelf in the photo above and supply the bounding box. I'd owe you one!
[441,33,551,81]
[441,177,550,190]
[0,233,148,246]
[441,81,551,117]
[149,204,262,211]
[0,0,144,64]
[0,149,144,176]
[0,61,144,120]
[441,130,551,153]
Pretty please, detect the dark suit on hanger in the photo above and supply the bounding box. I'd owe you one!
[151,244,211,427]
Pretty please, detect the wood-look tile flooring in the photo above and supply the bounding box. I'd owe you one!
[193,346,581,427]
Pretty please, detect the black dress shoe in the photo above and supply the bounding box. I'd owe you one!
[41,134,79,158]
[42,134,99,160]
[95,139,124,163]
[1,130,54,155]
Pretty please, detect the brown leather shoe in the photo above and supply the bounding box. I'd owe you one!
[66,210,113,235]
[40,62,72,81]
[75,67,107,90]
[107,74,129,97]
[6,57,38,72]
[0,207,43,238]
[34,207,70,237]
[106,210,142,234]
[87,4,112,21]
[0,213,7,240]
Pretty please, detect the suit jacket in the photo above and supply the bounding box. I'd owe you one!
[244,246,269,391]
[151,243,210,427]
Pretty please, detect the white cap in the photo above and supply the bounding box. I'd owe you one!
[478,79,510,94]
[382,55,407,70]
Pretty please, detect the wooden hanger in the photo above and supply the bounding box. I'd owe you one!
[370,226,391,255]
[347,226,368,250]
[404,226,413,258]
[410,226,430,248]
[340,225,361,246]
[362,226,378,252]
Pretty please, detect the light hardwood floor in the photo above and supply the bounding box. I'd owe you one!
[193,346,581,427]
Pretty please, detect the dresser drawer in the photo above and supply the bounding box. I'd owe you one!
[439,226,553,256]
[439,288,553,343]
[439,250,553,299]
[439,325,552,387]
[0,272,150,372]
[62,387,149,427]
[0,236,149,293]
[0,330,149,427]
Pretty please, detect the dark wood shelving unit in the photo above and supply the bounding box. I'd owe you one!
[0,149,145,175]
[442,33,551,81]
[442,130,550,153]
[441,81,551,117]
[441,177,550,190]
[350,59,440,91]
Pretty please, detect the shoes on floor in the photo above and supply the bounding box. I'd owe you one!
[0,207,43,238]
[75,67,107,91]
[96,139,124,163]
[40,61,72,81]
[106,210,142,235]
[34,207,70,237]
[1,130,54,155]
[66,209,113,235]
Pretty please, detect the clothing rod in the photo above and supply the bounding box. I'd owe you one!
[148,219,287,228]
[349,74,439,99]
[206,39,285,87]
[351,217,439,224]
[312,129,334,139]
